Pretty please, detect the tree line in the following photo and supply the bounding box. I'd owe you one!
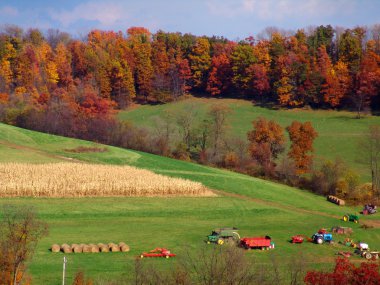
[0,24,379,114]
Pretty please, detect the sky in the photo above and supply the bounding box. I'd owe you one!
[0,0,379,40]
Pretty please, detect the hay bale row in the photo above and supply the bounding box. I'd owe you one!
[51,242,130,253]
[327,195,345,206]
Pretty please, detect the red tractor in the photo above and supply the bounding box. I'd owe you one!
[139,248,176,259]
[240,236,274,250]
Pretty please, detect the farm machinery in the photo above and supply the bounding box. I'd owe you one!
[240,236,274,250]
[312,229,333,244]
[331,226,352,235]
[362,204,377,215]
[206,227,240,245]
[291,235,312,244]
[358,249,379,260]
[139,248,176,259]
[343,213,359,223]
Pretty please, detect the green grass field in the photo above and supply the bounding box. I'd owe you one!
[119,97,380,182]
[0,123,380,284]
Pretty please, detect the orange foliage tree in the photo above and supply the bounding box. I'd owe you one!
[127,27,153,100]
[247,117,285,175]
[287,121,318,174]
[0,205,48,285]
[189,37,211,89]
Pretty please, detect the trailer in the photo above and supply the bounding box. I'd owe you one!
[240,236,274,250]
[139,248,176,259]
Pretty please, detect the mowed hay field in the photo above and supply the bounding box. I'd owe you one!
[0,163,213,197]
[119,97,380,182]
[0,123,380,284]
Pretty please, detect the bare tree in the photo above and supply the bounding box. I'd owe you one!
[0,205,48,285]
[208,104,231,160]
[176,104,198,151]
[181,246,267,285]
[359,125,380,196]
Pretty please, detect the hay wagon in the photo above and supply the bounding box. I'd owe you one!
[327,195,345,206]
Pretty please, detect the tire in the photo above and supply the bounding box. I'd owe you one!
[365,253,372,260]
[217,239,224,245]
[232,232,241,241]
[343,215,348,222]
[316,238,323,244]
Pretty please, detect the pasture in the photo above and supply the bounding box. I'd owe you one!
[0,123,379,284]
[119,97,380,182]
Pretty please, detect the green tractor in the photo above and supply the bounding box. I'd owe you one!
[206,228,240,245]
[343,214,359,223]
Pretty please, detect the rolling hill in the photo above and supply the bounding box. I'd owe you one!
[119,97,380,182]
[0,122,379,284]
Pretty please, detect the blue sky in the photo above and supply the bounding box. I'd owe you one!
[0,0,379,40]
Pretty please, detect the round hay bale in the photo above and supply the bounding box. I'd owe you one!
[73,245,83,253]
[108,242,116,248]
[61,243,70,249]
[109,244,120,252]
[62,246,72,253]
[97,243,105,248]
[82,245,91,253]
[120,244,130,252]
[51,244,60,253]
[118,242,126,247]
[90,245,99,253]
[71,244,79,250]
[99,245,109,253]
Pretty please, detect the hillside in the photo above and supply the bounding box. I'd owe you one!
[119,97,380,182]
[0,123,379,283]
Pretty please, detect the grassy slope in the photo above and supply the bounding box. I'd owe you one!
[119,97,380,182]
[0,123,379,284]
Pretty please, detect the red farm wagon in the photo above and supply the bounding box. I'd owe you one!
[240,236,274,250]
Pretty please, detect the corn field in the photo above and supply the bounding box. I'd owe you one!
[0,163,214,197]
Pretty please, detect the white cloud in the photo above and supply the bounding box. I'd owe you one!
[0,6,19,16]
[49,1,127,27]
[207,0,355,20]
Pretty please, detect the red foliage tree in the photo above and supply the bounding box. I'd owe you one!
[206,53,232,96]
[305,257,380,285]
[247,63,270,101]
[354,48,380,118]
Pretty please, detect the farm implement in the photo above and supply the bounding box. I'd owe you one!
[291,235,312,244]
[240,236,274,250]
[331,226,352,235]
[206,227,240,245]
[139,248,176,259]
[358,250,379,260]
[362,204,377,215]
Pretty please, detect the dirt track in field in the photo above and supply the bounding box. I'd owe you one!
[212,189,380,229]
[0,140,82,162]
